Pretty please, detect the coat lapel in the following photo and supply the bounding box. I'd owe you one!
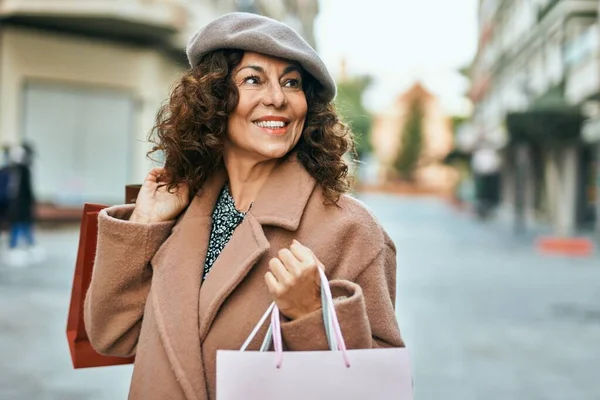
[150,169,226,400]
[198,155,317,342]
[197,212,271,341]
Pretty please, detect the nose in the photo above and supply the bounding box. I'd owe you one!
[262,83,286,109]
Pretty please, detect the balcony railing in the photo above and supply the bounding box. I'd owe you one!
[0,0,191,46]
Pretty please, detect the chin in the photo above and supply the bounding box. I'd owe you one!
[255,146,293,161]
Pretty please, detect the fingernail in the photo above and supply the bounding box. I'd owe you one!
[292,239,300,245]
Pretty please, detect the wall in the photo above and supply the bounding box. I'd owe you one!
[0,26,183,184]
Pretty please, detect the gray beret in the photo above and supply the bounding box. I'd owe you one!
[186,12,336,101]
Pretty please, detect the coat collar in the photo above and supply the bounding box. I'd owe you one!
[183,153,317,230]
[151,154,317,398]
[248,154,317,230]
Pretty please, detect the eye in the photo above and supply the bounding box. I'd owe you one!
[283,79,301,88]
[243,75,261,85]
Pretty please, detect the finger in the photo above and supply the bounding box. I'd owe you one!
[277,248,301,273]
[174,181,190,195]
[147,167,165,182]
[269,257,294,285]
[264,271,284,296]
[146,169,168,188]
[289,240,314,263]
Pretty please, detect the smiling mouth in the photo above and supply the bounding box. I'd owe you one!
[253,121,290,129]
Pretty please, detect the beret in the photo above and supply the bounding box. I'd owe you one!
[186,12,336,101]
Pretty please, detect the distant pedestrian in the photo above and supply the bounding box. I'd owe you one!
[5,142,44,267]
[0,145,11,234]
[472,147,501,219]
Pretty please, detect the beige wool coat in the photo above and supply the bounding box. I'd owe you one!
[84,155,405,400]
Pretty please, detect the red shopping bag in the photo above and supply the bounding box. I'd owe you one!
[66,185,141,368]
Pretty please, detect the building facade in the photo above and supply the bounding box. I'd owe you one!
[463,0,600,236]
[0,0,319,206]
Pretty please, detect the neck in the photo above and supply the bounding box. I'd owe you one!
[223,151,280,213]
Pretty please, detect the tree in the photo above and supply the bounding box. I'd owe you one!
[450,115,468,135]
[335,76,373,159]
[394,97,424,181]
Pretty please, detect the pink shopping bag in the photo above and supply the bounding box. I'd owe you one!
[216,269,414,400]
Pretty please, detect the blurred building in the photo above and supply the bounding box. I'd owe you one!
[371,82,457,191]
[463,0,600,236]
[219,0,319,47]
[0,0,318,206]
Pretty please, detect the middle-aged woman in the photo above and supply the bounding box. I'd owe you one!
[85,12,404,400]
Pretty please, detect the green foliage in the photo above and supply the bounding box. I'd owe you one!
[335,76,373,159]
[394,97,424,180]
[450,115,468,135]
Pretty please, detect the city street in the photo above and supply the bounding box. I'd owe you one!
[0,194,599,399]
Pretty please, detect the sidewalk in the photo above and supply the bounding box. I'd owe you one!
[496,205,597,255]
[0,227,133,400]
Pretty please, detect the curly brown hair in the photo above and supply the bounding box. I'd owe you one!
[148,49,355,204]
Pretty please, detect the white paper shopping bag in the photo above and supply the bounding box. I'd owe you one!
[216,269,413,400]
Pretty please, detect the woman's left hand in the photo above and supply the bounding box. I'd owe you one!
[265,240,322,320]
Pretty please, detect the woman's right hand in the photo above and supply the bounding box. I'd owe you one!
[129,167,190,223]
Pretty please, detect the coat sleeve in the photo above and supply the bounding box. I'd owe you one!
[83,204,175,357]
[280,243,404,350]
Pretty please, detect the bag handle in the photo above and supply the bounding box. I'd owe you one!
[240,268,351,368]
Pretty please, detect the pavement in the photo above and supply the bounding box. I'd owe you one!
[365,195,600,400]
[0,193,599,399]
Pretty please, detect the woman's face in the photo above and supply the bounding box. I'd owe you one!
[226,52,307,162]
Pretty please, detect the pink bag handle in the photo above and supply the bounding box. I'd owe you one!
[241,268,351,368]
[317,268,349,362]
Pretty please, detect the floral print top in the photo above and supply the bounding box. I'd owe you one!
[203,185,246,280]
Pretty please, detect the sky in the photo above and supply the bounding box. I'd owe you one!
[315,0,479,116]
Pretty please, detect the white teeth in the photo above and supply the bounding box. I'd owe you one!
[255,121,286,129]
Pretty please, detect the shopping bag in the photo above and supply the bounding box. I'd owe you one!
[216,268,414,399]
[66,203,135,368]
[66,184,141,368]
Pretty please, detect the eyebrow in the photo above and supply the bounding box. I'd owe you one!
[282,65,302,76]
[235,65,302,77]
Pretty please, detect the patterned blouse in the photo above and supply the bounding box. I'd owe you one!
[203,185,247,280]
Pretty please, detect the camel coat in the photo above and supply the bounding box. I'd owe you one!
[84,155,404,400]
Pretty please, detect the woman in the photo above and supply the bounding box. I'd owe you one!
[85,12,404,400]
